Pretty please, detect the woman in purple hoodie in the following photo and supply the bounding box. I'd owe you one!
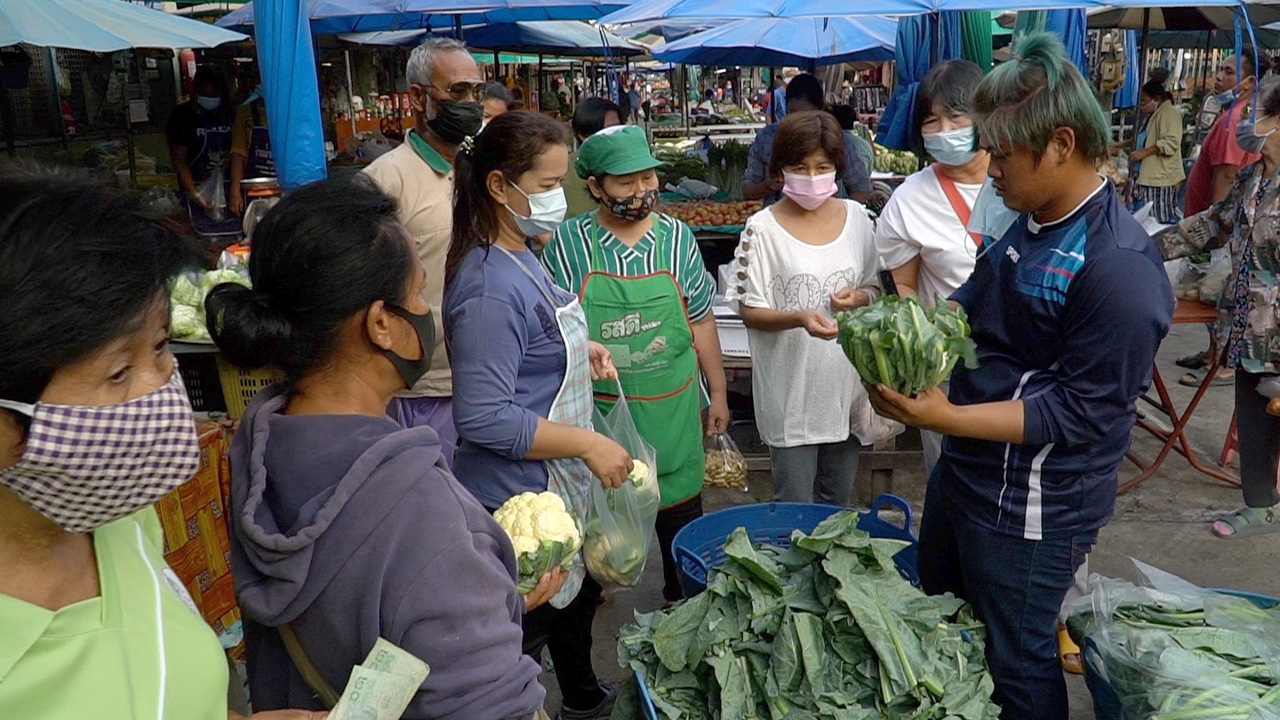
[207,176,555,720]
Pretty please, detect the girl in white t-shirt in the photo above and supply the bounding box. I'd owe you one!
[874,59,989,475]
[725,111,880,505]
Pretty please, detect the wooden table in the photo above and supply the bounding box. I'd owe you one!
[1121,299,1241,493]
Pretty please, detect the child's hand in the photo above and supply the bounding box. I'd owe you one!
[830,287,865,312]
[799,311,838,339]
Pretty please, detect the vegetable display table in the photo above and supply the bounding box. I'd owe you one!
[1121,300,1240,494]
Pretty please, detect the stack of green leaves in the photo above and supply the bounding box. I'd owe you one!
[836,294,978,397]
[1067,576,1280,719]
[618,512,1001,720]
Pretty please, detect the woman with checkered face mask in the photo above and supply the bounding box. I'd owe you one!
[0,165,323,720]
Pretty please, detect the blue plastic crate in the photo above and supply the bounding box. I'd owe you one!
[672,496,919,598]
[1083,588,1280,720]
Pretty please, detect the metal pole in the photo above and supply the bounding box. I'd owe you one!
[344,49,357,140]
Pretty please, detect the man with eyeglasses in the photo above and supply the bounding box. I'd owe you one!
[364,37,485,467]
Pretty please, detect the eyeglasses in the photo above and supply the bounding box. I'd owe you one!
[431,81,487,102]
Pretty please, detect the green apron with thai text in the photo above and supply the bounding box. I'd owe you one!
[580,214,703,507]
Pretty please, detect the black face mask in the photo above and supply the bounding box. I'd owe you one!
[427,99,483,145]
[381,303,436,390]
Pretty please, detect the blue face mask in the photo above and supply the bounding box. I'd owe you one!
[967,178,1021,243]
[1215,88,1237,108]
[922,126,978,167]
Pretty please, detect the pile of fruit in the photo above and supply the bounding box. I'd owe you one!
[662,200,762,229]
[872,144,920,176]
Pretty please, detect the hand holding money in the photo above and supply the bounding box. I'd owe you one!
[328,639,430,720]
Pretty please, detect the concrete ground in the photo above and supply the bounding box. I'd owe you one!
[542,324,1280,719]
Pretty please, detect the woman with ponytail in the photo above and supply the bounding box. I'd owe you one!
[445,110,630,720]
[866,33,1174,720]
[207,175,548,720]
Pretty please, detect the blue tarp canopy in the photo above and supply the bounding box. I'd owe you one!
[0,0,245,51]
[875,13,962,151]
[339,21,640,55]
[601,0,1256,26]
[219,0,630,34]
[652,16,896,68]
[256,0,327,189]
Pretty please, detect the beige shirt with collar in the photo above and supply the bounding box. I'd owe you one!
[363,134,454,398]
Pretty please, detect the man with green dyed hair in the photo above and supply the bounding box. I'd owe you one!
[867,32,1175,720]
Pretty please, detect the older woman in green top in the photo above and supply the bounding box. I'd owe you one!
[542,125,729,604]
[1132,81,1186,225]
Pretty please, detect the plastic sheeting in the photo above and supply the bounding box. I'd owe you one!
[255,0,327,189]
[653,16,896,69]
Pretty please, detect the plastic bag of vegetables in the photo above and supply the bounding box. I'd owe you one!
[583,385,660,588]
[837,294,978,396]
[493,491,583,594]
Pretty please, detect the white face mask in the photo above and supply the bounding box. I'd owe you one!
[506,182,568,236]
[967,178,1021,245]
[922,126,978,167]
[196,95,222,112]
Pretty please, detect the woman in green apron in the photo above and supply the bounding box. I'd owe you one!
[445,111,631,720]
[542,125,730,604]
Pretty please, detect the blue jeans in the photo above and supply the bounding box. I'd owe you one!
[918,476,1095,720]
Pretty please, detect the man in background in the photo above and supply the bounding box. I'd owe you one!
[743,74,871,205]
[363,38,485,466]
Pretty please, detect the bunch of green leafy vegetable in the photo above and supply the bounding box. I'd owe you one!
[169,269,250,342]
[836,294,978,396]
[1067,575,1280,720]
[616,512,1001,720]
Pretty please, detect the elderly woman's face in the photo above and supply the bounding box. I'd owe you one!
[921,98,973,136]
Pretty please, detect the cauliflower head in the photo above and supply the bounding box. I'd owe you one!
[494,491,582,593]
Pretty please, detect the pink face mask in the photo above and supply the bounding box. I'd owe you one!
[782,171,838,210]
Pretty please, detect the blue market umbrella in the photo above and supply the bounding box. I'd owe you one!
[339,21,641,55]
[0,0,246,51]
[219,0,632,34]
[652,16,896,68]
[600,0,1253,26]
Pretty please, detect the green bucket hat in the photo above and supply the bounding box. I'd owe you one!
[575,125,663,180]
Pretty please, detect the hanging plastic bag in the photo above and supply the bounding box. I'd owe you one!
[850,380,905,446]
[703,433,748,491]
[196,166,227,221]
[583,384,660,588]
[1193,248,1231,305]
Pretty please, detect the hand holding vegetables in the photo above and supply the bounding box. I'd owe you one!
[493,492,582,595]
[836,294,977,396]
[581,433,632,488]
[521,567,567,612]
[865,383,953,433]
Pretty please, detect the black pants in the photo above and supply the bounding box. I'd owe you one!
[1236,371,1280,508]
[655,495,704,602]
[522,574,604,711]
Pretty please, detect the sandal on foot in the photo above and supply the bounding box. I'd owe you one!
[1179,372,1235,387]
[1176,354,1209,370]
[1058,622,1083,675]
[1212,506,1280,539]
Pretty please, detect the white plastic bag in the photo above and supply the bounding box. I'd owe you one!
[1194,248,1231,305]
[850,380,904,445]
[583,386,660,589]
[196,166,227,221]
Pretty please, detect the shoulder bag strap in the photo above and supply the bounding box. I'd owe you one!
[278,623,341,709]
[932,163,984,247]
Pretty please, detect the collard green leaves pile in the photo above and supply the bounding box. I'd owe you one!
[837,295,978,397]
[617,512,1001,720]
[1067,570,1280,720]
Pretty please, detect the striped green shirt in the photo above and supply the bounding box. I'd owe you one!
[542,212,716,322]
